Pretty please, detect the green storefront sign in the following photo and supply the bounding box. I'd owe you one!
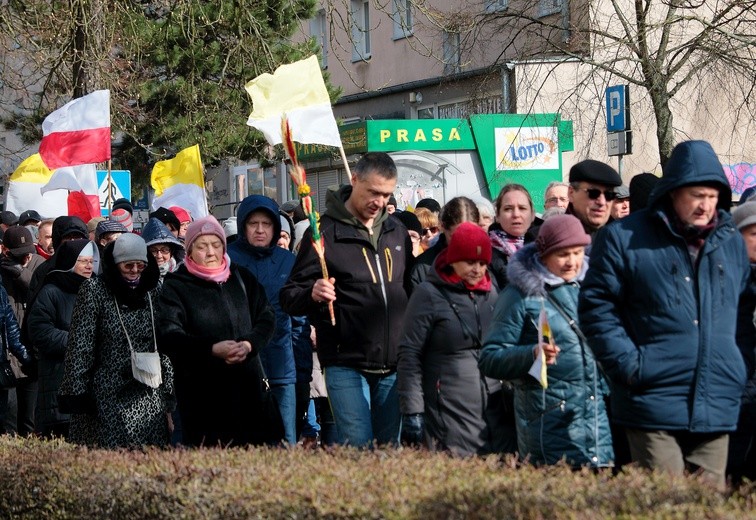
[366,119,475,151]
[294,114,574,208]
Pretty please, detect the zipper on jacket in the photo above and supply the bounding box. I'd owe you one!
[374,253,390,367]
[470,292,483,345]
[361,248,377,283]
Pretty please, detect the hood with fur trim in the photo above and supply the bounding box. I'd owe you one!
[506,243,589,298]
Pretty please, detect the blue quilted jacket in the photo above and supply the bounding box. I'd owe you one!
[479,245,613,467]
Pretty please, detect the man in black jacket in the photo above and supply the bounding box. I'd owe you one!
[281,152,412,448]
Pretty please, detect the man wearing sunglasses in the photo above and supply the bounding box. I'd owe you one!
[567,159,622,238]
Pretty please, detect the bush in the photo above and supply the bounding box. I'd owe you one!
[0,436,753,519]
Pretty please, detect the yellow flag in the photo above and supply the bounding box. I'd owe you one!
[10,153,53,183]
[151,145,203,196]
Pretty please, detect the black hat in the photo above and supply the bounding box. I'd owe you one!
[18,209,44,226]
[112,198,134,216]
[629,173,660,214]
[149,207,181,232]
[388,195,398,208]
[1,211,18,227]
[395,211,422,236]
[569,160,622,187]
[3,225,36,255]
[416,198,441,214]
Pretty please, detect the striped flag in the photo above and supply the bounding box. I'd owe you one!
[150,144,207,218]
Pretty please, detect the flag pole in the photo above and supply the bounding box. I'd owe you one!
[338,145,353,185]
[107,159,113,215]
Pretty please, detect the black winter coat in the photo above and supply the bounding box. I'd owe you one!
[280,186,413,371]
[398,253,504,456]
[27,282,76,433]
[158,263,276,447]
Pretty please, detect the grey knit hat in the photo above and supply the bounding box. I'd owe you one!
[112,233,148,264]
[732,201,756,231]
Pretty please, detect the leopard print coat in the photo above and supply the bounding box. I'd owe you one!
[59,273,175,449]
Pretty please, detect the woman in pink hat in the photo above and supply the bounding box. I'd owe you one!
[478,214,613,468]
[157,215,279,447]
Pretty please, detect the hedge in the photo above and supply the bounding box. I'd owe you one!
[0,436,753,519]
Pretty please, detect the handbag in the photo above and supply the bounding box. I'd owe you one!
[0,326,17,389]
[115,293,163,389]
[234,269,285,445]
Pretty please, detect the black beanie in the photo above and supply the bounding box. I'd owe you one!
[629,173,660,213]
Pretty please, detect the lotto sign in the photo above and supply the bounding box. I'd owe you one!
[495,127,560,171]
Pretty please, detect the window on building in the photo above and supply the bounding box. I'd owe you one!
[351,0,371,62]
[538,0,564,17]
[414,94,504,119]
[392,0,413,40]
[232,164,277,202]
[442,31,461,75]
[310,10,328,68]
[484,0,508,13]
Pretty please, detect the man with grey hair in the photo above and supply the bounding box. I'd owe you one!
[281,152,413,449]
[543,181,570,211]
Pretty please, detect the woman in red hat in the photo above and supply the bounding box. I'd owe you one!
[397,221,507,456]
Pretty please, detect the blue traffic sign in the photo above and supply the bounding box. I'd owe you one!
[96,170,131,216]
[606,85,630,132]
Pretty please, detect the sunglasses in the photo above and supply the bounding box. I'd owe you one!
[122,261,147,271]
[577,187,617,201]
[422,226,439,235]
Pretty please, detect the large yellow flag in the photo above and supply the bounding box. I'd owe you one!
[151,144,203,196]
[5,154,68,215]
[150,145,207,218]
[245,55,341,148]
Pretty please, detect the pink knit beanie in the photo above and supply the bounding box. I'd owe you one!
[184,216,226,252]
[536,214,591,258]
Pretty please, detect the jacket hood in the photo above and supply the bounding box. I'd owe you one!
[236,195,281,248]
[648,141,732,211]
[141,217,185,262]
[506,243,588,298]
[50,238,100,274]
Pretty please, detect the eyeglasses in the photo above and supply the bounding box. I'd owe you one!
[576,188,617,201]
[122,261,147,271]
[149,246,171,256]
[76,258,94,265]
[545,196,569,205]
[422,226,439,235]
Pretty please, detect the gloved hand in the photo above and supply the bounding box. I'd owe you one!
[401,413,425,447]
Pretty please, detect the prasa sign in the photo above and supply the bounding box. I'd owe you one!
[367,119,475,152]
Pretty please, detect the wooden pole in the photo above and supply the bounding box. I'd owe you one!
[106,159,113,215]
[339,145,353,184]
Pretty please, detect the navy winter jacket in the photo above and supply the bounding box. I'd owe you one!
[579,140,752,433]
[228,195,298,386]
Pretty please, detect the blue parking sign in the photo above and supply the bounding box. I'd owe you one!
[606,85,630,132]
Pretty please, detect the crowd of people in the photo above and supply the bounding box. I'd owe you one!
[0,141,753,489]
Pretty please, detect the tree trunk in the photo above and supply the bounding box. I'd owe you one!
[650,90,675,167]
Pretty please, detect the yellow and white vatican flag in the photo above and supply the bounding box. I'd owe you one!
[4,153,68,216]
[151,144,208,218]
[245,55,342,147]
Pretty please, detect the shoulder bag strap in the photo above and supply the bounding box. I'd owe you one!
[436,286,482,349]
[544,292,588,345]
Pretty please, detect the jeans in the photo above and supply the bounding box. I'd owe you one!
[324,366,400,449]
[271,383,297,445]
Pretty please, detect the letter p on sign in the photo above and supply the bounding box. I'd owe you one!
[605,85,629,132]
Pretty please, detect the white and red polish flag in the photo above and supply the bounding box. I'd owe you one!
[39,90,111,169]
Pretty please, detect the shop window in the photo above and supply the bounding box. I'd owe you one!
[442,31,461,75]
[484,0,508,13]
[392,0,413,40]
[310,10,328,68]
[232,164,277,202]
[351,0,371,62]
[538,0,564,17]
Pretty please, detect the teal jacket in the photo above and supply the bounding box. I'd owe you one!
[479,245,613,468]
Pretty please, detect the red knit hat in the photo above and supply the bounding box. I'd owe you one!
[446,222,492,264]
[169,206,192,224]
[536,214,591,258]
